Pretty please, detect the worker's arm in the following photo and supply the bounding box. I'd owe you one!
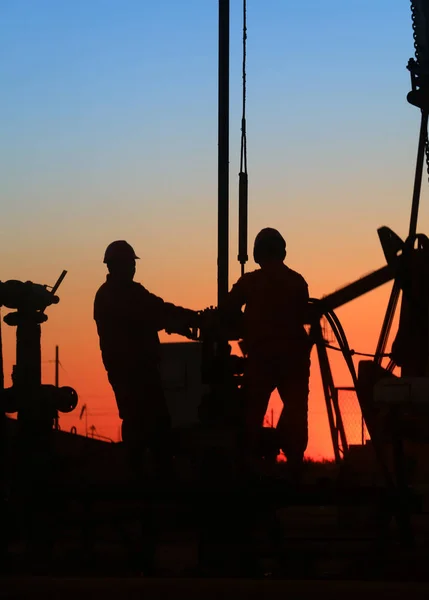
[134,285,166,330]
[163,303,199,336]
[137,284,198,334]
[218,276,248,337]
[298,279,310,325]
[224,276,247,313]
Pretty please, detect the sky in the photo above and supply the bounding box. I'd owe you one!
[1,0,427,458]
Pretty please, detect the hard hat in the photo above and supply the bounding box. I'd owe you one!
[253,228,286,264]
[103,240,140,264]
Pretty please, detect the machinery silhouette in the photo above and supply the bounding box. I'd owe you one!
[3,0,429,581]
[0,272,78,420]
[0,272,79,569]
[168,0,429,549]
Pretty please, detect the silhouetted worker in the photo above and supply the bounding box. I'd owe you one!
[224,228,311,477]
[391,234,429,376]
[94,240,197,478]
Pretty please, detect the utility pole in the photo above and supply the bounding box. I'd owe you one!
[55,345,59,387]
[217,0,230,307]
[80,403,88,437]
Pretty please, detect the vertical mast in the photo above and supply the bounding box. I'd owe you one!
[217,0,230,306]
[238,0,248,276]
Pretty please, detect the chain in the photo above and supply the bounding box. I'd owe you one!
[411,1,420,65]
[410,1,429,182]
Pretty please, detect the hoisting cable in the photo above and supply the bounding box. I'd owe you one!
[238,0,248,276]
[323,309,359,389]
[324,343,391,359]
[308,301,359,389]
[323,307,396,489]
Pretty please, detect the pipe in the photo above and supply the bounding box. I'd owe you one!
[317,263,395,314]
[218,0,230,307]
[238,171,248,275]
[409,110,428,237]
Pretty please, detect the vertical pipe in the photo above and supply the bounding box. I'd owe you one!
[16,321,42,391]
[238,0,248,276]
[238,172,248,275]
[374,283,401,364]
[409,110,428,237]
[218,0,230,307]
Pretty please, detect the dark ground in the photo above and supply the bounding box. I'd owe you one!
[4,424,429,587]
[2,577,429,600]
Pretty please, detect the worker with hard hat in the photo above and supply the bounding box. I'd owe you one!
[94,240,198,478]
[224,228,311,478]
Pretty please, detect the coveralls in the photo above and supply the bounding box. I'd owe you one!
[225,262,311,464]
[94,274,193,474]
[391,237,429,376]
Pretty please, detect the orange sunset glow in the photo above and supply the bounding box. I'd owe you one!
[2,1,428,460]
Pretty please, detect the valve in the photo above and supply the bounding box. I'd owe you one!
[54,386,79,413]
[1,384,78,415]
[0,280,59,312]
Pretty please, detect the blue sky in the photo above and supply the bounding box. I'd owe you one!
[0,0,422,291]
[1,0,426,453]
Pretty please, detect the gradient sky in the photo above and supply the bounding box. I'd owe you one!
[1,1,427,458]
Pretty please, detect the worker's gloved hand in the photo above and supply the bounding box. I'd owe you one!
[197,306,244,341]
[164,307,200,339]
[199,306,219,328]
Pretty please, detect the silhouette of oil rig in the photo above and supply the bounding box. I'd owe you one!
[3,0,429,581]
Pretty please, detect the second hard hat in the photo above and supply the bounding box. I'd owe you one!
[253,228,286,264]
